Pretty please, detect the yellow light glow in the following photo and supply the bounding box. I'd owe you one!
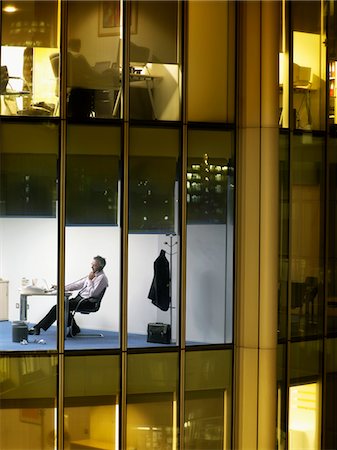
[3,5,18,13]
[289,382,319,450]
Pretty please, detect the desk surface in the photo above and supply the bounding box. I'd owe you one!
[129,72,160,81]
[20,289,56,296]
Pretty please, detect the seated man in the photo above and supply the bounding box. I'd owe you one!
[29,255,108,336]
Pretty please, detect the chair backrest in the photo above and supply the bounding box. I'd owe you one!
[0,66,9,94]
[49,53,59,78]
[80,287,107,314]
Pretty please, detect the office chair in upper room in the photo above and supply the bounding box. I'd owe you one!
[0,65,9,93]
[1,65,31,114]
[49,53,61,115]
[68,287,107,338]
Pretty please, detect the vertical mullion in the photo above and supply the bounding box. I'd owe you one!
[57,0,68,449]
[120,1,130,450]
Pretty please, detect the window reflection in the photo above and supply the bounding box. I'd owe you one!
[290,134,324,338]
[279,1,326,131]
[129,0,180,121]
[127,353,178,449]
[0,0,59,117]
[327,136,337,333]
[325,338,337,448]
[67,1,122,119]
[0,355,57,449]
[128,127,180,347]
[185,350,232,450]
[65,355,119,449]
[64,124,121,350]
[186,129,234,345]
[187,1,235,122]
[0,122,59,351]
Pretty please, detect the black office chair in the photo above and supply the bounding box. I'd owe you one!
[68,287,107,338]
[0,66,9,93]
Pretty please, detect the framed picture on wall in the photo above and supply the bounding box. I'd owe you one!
[98,0,137,37]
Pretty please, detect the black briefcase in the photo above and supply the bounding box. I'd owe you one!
[147,322,171,344]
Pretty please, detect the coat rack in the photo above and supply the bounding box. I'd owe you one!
[164,233,177,334]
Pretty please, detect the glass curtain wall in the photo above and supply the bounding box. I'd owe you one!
[0,0,59,117]
[66,0,122,120]
[129,0,180,121]
[127,126,180,347]
[64,124,121,350]
[186,128,234,345]
[0,0,235,449]
[126,353,179,449]
[185,349,232,450]
[64,355,120,449]
[0,120,59,350]
[0,355,58,449]
[278,1,326,449]
[325,2,337,448]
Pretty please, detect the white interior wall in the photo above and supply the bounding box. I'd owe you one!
[186,224,228,344]
[0,219,232,342]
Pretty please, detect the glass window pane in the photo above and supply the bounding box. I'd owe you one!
[129,0,181,121]
[291,1,326,131]
[0,355,57,449]
[278,131,290,340]
[288,339,322,450]
[289,339,322,450]
[67,0,122,119]
[127,352,179,449]
[1,0,60,117]
[289,382,320,450]
[327,135,337,333]
[279,1,290,129]
[64,124,121,350]
[324,338,337,449]
[185,349,232,450]
[290,133,324,338]
[0,121,59,351]
[186,129,234,345]
[65,355,120,449]
[277,343,287,450]
[128,127,180,347]
[187,1,235,123]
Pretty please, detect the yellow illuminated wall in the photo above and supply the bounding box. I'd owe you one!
[289,382,320,450]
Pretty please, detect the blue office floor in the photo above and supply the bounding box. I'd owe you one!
[0,321,177,352]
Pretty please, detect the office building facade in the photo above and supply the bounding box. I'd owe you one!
[0,0,336,449]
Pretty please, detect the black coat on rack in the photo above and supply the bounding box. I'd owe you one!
[148,249,170,311]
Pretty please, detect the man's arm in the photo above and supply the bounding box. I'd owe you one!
[86,272,108,299]
[64,277,87,292]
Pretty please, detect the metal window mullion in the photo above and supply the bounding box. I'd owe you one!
[57,0,68,449]
[120,1,131,449]
[179,1,188,448]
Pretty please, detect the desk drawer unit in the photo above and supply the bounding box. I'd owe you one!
[0,280,9,321]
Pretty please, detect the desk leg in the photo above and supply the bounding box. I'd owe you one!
[112,87,122,117]
[146,80,158,119]
[20,294,27,321]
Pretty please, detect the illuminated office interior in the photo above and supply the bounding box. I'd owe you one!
[1,1,337,449]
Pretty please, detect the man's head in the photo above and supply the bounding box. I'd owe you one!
[92,256,106,273]
[69,38,81,53]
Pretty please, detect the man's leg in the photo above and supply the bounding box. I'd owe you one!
[68,296,83,335]
[29,305,57,335]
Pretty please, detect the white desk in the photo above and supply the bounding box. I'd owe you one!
[112,72,161,119]
[19,290,71,338]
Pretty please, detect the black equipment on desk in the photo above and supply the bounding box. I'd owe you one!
[147,322,171,344]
